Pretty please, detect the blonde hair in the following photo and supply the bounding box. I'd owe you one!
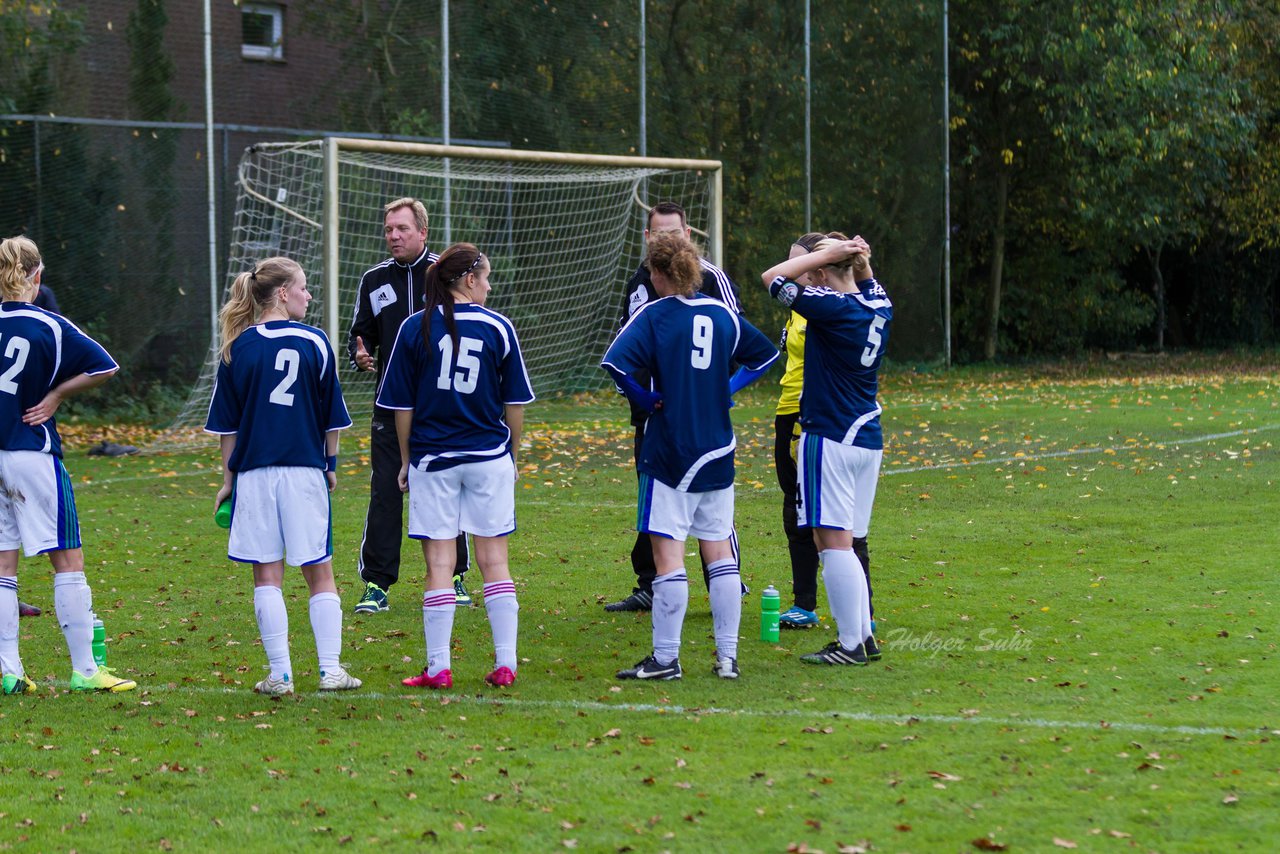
[816,231,868,273]
[218,257,302,362]
[0,236,42,302]
[384,197,429,232]
[645,233,701,297]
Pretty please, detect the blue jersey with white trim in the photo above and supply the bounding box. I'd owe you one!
[603,295,778,492]
[205,320,352,472]
[0,302,117,457]
[768,276,893,449]
[376,303,535,471]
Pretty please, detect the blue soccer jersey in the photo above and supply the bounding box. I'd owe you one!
[602,295,778,492]
[376,304,535,470]
[768,276,893,449]
[205,321,352,472]
[0,302,118,458]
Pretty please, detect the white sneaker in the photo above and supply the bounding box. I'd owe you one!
[254,673,294,695]
[318,666,361,691]
[713,656,740,679]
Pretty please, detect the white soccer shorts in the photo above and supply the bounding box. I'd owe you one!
[227,466,332,566]
[796,432,881,535]
[407,456,516,539]
[0,450,81,556]
[637,474,734,542]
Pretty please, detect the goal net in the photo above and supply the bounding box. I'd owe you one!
[160,138,721,446]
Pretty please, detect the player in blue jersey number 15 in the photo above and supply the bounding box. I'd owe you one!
[205,257,360,695]
[377,244,535,690]
[0,236,134,694]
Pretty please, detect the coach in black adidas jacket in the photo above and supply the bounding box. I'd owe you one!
[346,199,468,612]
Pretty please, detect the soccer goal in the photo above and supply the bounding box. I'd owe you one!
[160,137,722,445]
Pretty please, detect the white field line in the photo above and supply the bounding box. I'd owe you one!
[77,422,1278,492]
[94,683,1253,738]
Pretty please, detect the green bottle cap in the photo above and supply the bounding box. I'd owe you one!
[215,499,232,529]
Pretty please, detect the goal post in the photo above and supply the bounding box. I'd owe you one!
[158,137,722,447]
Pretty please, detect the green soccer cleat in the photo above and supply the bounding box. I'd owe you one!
[3,673,37,695]
[70,666,137,692]
[353,582,389,614]
[453,575,473,607]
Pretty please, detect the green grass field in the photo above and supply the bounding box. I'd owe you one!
[3,353,1277,852]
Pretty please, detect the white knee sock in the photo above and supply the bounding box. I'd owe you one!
[482,580,519,671]
[706,558,741,660]
[821,549,867,651]
[423,588,456,676]
[309,592,342,672]
[253,585,292,681]
[54,572,95,676]
[0,577,21,676]
[651,571,689,666]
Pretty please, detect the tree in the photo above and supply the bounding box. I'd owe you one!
[1049,1,1254,350]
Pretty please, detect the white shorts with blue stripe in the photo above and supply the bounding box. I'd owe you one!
[0,450,81,556]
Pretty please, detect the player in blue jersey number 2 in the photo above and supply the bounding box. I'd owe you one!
[762,234,892,667]
[377,244,535,690]
[0,236,135,694]
[602,234,779,681]
[205,257,360,695]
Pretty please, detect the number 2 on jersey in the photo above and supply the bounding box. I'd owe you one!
[690,316,713,370]
[269,348,300,406]
[0,334,31,395]
[437,336,483,393]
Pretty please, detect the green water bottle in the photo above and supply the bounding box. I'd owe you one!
[91,617,108,667]
[760,585,780,643]
[215,498,232,529]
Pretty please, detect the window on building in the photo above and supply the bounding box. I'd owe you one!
[242,3,283,61]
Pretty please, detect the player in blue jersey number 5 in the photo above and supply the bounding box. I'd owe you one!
[602,234,778,681]
[0,237,135,694]
[377,244,535,690]
[762,234,891,667]
[205,257,360,695]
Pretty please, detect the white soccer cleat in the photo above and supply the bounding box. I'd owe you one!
[713,656,740,679]
[254,673,294,695]
[318,666,362,691]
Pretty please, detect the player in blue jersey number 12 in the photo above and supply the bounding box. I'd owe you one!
[0,236,134,694]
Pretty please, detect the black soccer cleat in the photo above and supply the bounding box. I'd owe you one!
[800,641,868,666]
[616,655,682,681]
[863,635,882,661]
[604,591,653,612]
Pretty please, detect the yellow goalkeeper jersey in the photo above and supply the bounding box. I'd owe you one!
[775,311,807,416]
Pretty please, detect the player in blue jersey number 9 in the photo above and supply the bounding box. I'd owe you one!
[377,244,536,690]
[205,257,359,695]
[0,236,134,694]
[603,234,778,681]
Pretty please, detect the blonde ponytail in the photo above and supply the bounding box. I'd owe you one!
[218,257,302,362]
[0,236,42,302]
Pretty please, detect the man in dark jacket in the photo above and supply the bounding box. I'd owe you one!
[347,198,470,614]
